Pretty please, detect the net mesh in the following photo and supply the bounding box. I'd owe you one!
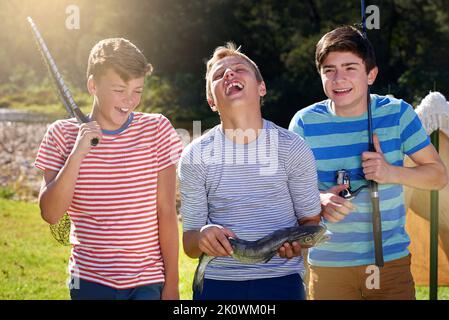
[49,212,71,246]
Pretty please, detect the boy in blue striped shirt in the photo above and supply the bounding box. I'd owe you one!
[289,25,447,300]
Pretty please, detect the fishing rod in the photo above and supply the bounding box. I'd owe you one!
[27,17,98,246]
[27,17,98,146]
[361,0,384,267]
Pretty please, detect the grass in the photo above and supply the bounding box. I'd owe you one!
[0,198,447,300]
[0,198,197,300]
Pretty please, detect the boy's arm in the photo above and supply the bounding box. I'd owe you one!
[38,122,101,224]
[279,137,322,258]
[179,145,235,259]
[38,153,84,224]
[157,164,180,300]
[362,135,448,190]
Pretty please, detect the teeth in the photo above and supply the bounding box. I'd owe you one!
[226,81,244,94]
[334,89,351,93]
[119,107,130,112]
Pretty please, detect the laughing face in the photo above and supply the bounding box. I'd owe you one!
[207,55,266,115]
[320,51,378,117]
[88,68,144,130]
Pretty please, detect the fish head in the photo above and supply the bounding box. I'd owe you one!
[296,224,330,248]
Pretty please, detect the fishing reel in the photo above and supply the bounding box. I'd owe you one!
[336,169,367,201]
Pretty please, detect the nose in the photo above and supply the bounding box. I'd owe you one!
[122,92,134,106]
[224,67,235,80]
[332,69,344,83]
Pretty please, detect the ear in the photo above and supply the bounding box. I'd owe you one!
[208,97,218,112]
[87,75,97,95]
[258,81,267,97]
[367,66,378,85]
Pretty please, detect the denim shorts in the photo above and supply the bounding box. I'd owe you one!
[69,277,163,300]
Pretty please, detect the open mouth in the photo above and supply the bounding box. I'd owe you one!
[333,88,352,95]
[225,81,244,96]
[115,107,130,115]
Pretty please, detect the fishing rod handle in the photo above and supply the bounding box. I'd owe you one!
[370,180,384,267]
[73,109,99,146]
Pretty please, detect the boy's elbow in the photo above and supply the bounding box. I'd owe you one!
[39,201,61,225]
[437,172,449,190]
[436,163,449,190]
[40,209,60,225]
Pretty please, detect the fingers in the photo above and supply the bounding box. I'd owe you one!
[373,134,383,153]
[328,183,350,194]
[361,151,383,161]
[74,122,102,156]
[329,194,355,211]
[322,200,354,223]
[199,226,234,257]
[80,122,102,143]
[361,158,383,169]
[278,241,302,259]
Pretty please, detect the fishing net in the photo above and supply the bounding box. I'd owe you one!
[49,212,71,246]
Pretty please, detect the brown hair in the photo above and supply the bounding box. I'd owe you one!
[315,25,377,73]
[205,42,263,100]
[87,38,153,82]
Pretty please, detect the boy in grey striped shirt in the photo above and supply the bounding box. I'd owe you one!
[178,43,321,300]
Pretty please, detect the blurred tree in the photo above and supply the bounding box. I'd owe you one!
[0,0,448,128]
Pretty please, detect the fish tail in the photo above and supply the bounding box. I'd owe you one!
[192,254,215,295]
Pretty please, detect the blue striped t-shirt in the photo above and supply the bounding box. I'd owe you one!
[289,94,430,267]
[179,119,321,281]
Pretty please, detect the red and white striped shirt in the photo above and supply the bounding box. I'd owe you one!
[35,112,183,289]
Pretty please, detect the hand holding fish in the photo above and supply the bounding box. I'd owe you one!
[193,224,329,294]
[278,241,302,258]
[198,224,236,257]
[320,184,356,223]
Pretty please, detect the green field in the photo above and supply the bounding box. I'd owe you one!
[0,198,197,300]
[0,198,447,300]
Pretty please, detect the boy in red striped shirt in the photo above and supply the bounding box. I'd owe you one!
[35,38,183,300]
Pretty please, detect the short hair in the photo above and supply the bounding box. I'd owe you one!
[205,42,263,101]
[315,25,377,73]
[86,38,153,81]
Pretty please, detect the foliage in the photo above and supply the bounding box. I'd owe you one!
[1,0,448,128]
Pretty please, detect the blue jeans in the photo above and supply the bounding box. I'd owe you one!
[193,273,305,300]
[69,277,163,300]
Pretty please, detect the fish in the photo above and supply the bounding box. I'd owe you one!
[192,224,330,294]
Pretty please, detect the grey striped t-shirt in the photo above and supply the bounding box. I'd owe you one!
[178,119,321,281]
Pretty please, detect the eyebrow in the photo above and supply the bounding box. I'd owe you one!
[322,62,360,69]
[111,84,143,89]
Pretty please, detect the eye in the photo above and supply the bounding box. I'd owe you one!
[113,90,124,93]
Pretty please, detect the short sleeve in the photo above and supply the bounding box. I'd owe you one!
[178,142,209,231]
[156,115,183,171]
[399,101,431,155]
[285,136,321,220]
[288,111,305,138]
[34,122,68,172]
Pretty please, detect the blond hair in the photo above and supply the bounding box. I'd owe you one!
[87,38,153,81]
[205,42,263,100]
